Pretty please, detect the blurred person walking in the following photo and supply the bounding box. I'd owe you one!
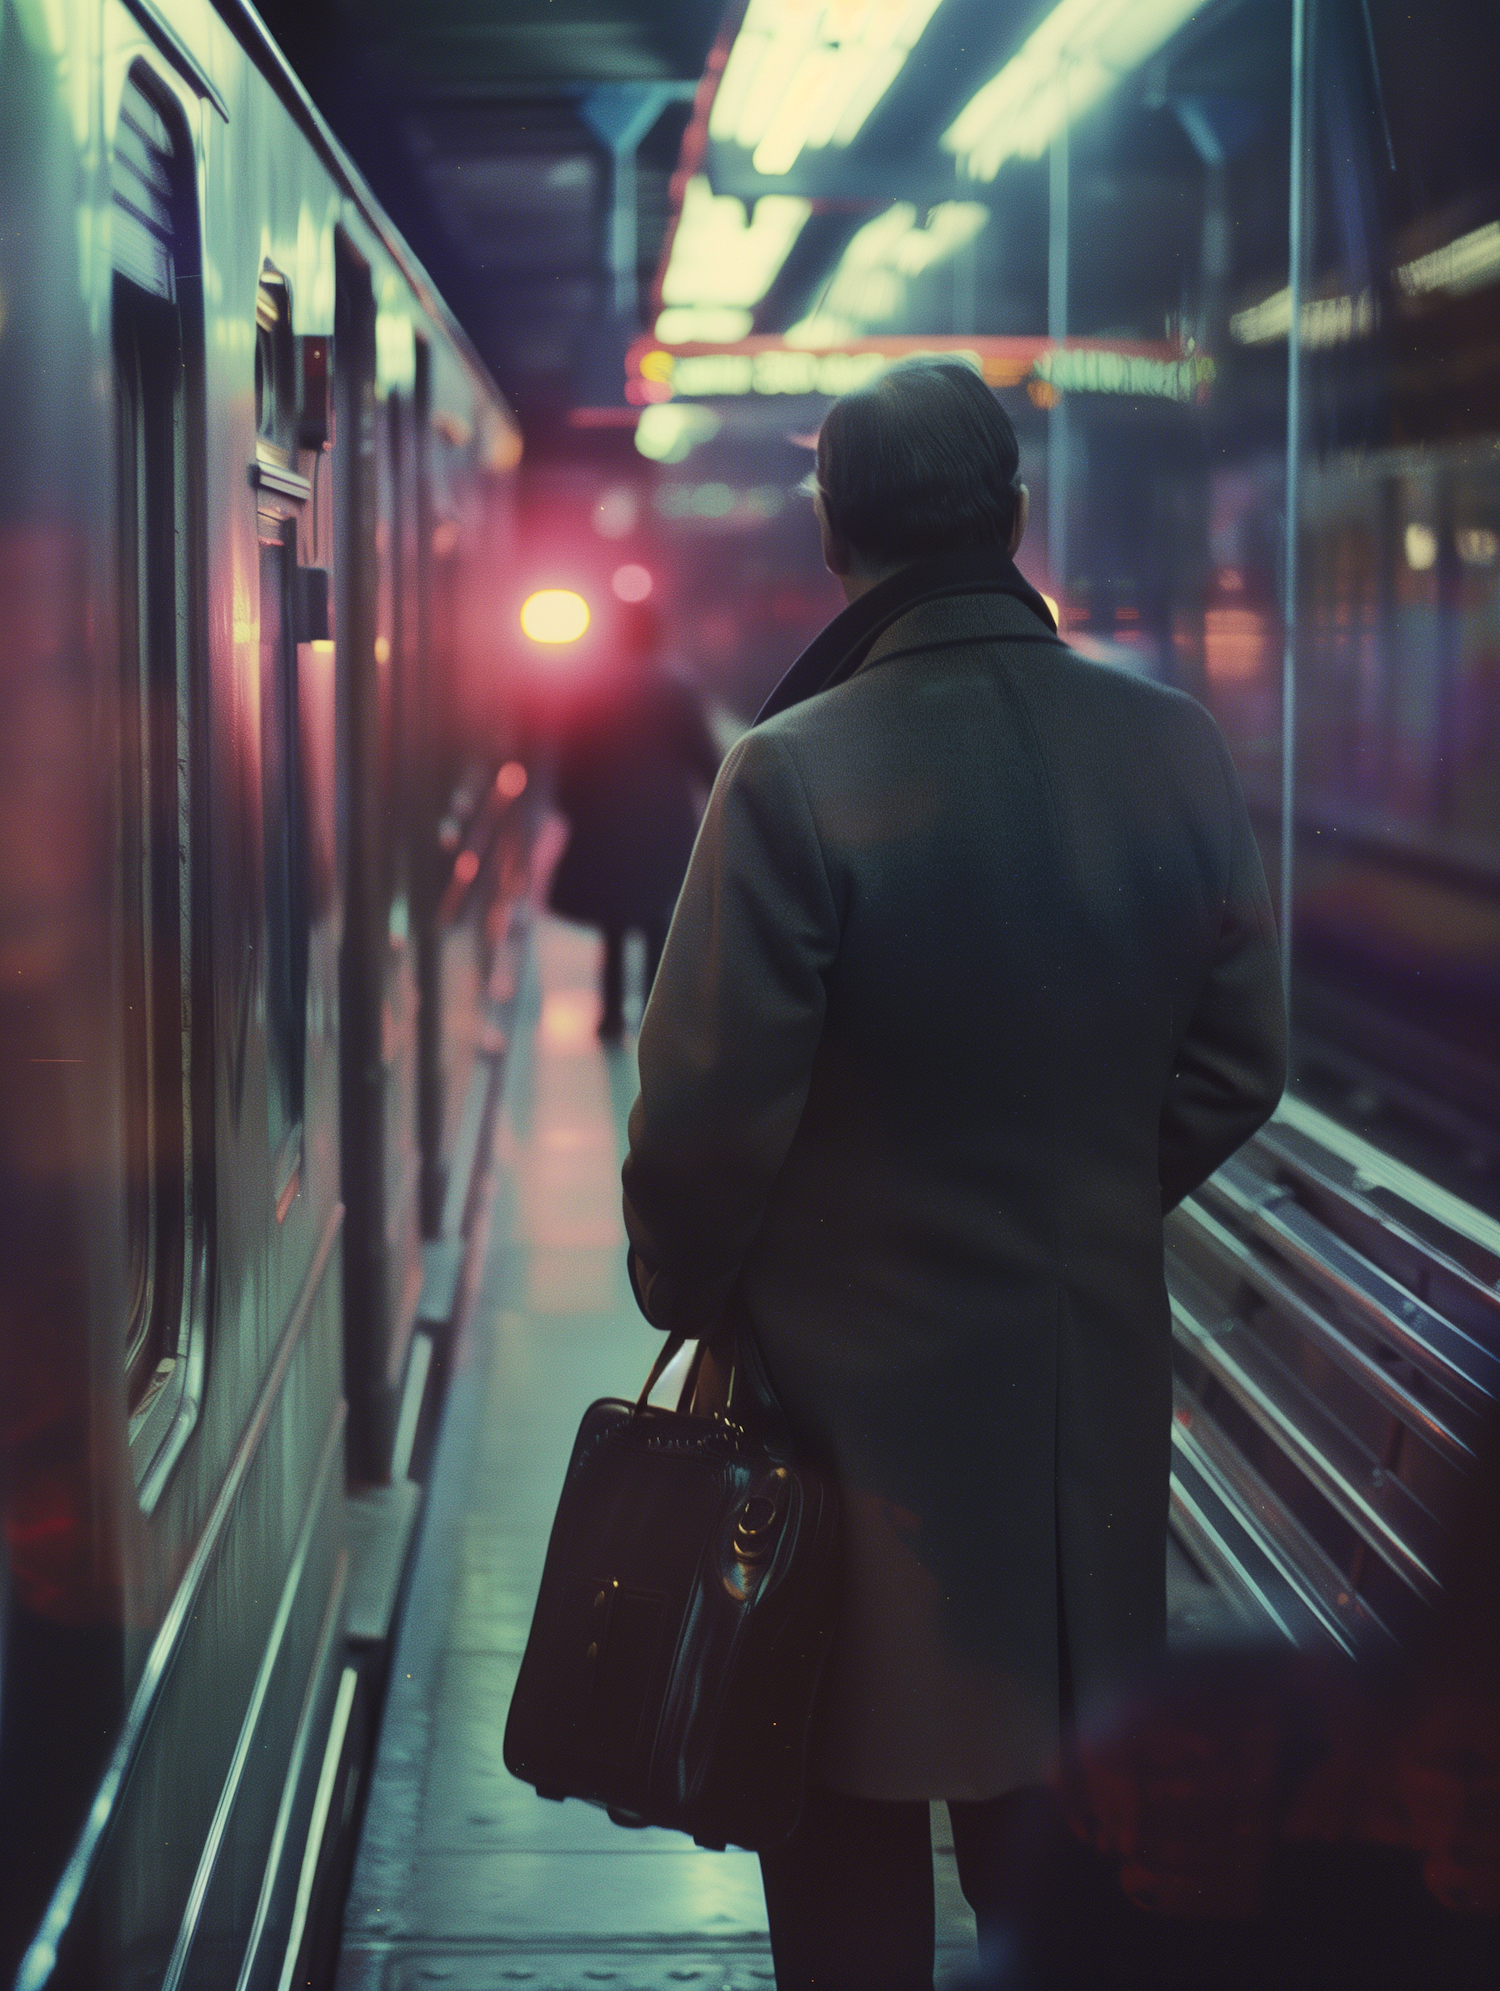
[621,359,1288,1989]
[549,598,720,1040]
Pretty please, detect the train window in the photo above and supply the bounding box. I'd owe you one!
[255,273,296,458]
[260,520,309,1178]
[111,68,197,1416]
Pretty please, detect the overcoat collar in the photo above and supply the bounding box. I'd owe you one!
[754,545,1057,724]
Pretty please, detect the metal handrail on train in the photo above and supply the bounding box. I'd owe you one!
[1166,1095,1499,1653]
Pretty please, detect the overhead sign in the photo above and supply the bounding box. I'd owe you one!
[625,333,1213,406]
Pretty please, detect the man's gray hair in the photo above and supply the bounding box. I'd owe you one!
[815,356,1022,565]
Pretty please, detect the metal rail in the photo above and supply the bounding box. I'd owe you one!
[1166,1096,1498,1653]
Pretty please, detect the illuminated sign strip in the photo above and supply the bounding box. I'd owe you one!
[1032,345,1216,401]
[626,333,1208,403]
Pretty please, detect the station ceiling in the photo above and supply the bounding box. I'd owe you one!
[258,3,1249,446]
[253,4,706,428]
[254,1,1063,441]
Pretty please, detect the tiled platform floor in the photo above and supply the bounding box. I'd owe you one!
[337,920,980,1990]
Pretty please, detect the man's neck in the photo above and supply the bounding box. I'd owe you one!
[839,560,907,605]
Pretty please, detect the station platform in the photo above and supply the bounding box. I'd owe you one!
[336,918,983,1988]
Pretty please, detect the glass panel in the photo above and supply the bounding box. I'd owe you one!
[1291,0,1500,1196]
[1015,0,1295,916]
[113,279,188,1404]
[115,303,156,1383]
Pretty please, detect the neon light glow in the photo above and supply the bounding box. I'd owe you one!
[1396,219,1500,298]
[943,0,1203,182]
[1230,286,1376,347]
[660,175,811,311]
[521,591,591,643]
[787,201,987,345]
[710,0,947,178]
[1031,345,1215,402]
[626,333,1205,404]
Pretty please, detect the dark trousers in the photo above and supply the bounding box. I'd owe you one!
[600,923,665,1036]
[759,1784,1061,1991]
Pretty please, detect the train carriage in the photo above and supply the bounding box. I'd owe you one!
[0,4,520,1985]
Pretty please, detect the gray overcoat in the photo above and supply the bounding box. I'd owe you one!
[621,562,1287,1802]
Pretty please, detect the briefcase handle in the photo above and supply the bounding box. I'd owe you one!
[634,1328,790,1460]
[636,1328,740,1415]
[635,1331,697,1412]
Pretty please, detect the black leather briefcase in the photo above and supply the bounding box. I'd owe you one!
[503,1324,840,1851]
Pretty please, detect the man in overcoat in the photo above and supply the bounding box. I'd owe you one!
[621,358,1288,1988]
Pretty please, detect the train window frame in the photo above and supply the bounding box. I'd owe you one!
[110,61,210,1504]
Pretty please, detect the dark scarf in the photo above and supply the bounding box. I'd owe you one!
[755,545,1058,725]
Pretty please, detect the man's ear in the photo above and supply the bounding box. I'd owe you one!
[1008,483,1029,558]
[814,490,854,577]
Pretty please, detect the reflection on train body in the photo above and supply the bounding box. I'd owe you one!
[0,4,521,1986]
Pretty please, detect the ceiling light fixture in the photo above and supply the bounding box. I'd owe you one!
[660,175,812,312]
[942,0,1203,183]
[786,200,987,345]
[710,0,947,180]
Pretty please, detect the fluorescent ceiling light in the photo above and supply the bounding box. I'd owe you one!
[1396,219,1500,298]
[654,306,756,343]
[709,0,947,179]
[943,0,1203,182]
[661,175,811,310]
[787,200,987,343]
